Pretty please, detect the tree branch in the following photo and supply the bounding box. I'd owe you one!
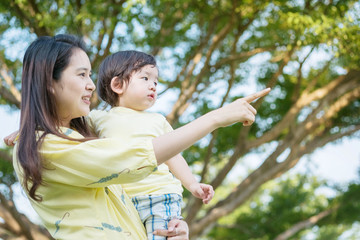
[0,192,35,240]
[212,47,275,69]
[1,66,21,106]
[167,10,236,124]
[160,18,216,97]
[274,208,335,240]
[300,79,360,135]
[11,0,50,36]
[246,70,357,149]
[292,47,314,102]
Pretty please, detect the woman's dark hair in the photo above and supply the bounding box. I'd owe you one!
[18,34,92,201]
[97,50,157,106]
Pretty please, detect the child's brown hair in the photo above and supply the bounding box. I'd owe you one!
[97,50,157,106]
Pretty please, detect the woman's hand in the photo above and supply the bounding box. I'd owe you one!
[153,219,189,240]
[3,130,19,146]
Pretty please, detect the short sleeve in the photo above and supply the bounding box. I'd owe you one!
[87,110,107,136]
[40,133,157,188]
[163,118,174,133]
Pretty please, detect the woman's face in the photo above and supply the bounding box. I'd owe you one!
[52,48,95,127]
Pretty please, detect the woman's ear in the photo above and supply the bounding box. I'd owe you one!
[49,87,55,94]
[110,76,125,95]
[49,82,56,94]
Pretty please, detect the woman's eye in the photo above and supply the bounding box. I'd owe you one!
[80,73,86,77]
[154,82,158,86]
[143,77,148,81]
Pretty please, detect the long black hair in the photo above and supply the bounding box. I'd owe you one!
[18,34,92,201]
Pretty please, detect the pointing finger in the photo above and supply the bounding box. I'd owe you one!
[243,88,271,103]
[248,104,257,115]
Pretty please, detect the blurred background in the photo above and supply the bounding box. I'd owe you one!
[0,0,359,239]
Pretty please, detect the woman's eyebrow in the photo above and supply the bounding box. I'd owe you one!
[76,67,91,72]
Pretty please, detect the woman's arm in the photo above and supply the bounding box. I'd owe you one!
[153,88,270,165]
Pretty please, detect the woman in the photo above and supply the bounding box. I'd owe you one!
[9,34,270,239]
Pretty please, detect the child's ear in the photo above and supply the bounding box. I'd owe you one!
[110,76,125,95]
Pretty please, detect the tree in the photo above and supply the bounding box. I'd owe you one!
[208,172,360,240]
[1,0,359,239]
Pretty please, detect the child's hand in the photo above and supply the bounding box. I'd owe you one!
[211,88,271,128]
[3,130,19,146]
[189,183,214,204]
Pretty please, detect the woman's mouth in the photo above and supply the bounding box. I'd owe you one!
[82,95,91,104]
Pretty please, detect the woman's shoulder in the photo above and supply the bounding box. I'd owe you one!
[40,128,85,149]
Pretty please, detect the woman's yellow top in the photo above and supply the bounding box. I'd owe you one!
[13,128,157,239]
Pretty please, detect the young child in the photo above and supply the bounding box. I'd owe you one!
[88,50,214,239]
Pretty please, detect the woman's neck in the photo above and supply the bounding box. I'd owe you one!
[59,119,71,128]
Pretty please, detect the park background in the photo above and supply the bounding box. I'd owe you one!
[0,1,360,239]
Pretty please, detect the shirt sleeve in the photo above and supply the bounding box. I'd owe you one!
[86,110,106,136]
[162,116,174,133]
[40,133,158,188]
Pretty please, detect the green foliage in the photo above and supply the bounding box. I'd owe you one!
[208,174,329,239]
[335,182,360,224]
[0,148,16,186]
[208,172,360,239]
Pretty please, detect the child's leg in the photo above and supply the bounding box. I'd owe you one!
[132,194,183,240]
[144,214,167,240]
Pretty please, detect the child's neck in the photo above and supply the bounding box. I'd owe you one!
[115,105,148,112]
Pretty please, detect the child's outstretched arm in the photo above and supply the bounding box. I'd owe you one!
[153,88,271,165]
[5,88,272,167]
[166,155,214,204]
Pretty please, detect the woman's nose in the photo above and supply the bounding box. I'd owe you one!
[87,78,96,91]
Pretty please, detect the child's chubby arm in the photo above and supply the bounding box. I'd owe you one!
[166,155,214,204]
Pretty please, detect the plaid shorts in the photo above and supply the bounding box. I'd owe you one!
[132,193,183,240]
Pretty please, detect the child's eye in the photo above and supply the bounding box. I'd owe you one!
[143,77,148,81]
[154,82,158,86]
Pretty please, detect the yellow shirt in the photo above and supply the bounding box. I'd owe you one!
[88,107,183,198]
[13,128,156,239]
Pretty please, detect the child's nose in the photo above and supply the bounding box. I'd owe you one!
[149,82,156,90]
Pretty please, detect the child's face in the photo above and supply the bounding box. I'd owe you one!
[119,64,158,111]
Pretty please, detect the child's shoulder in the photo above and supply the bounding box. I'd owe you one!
[88,109,109,120]
[143,111,167,120]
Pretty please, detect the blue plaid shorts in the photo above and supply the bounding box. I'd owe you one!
[132,193,183,240]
